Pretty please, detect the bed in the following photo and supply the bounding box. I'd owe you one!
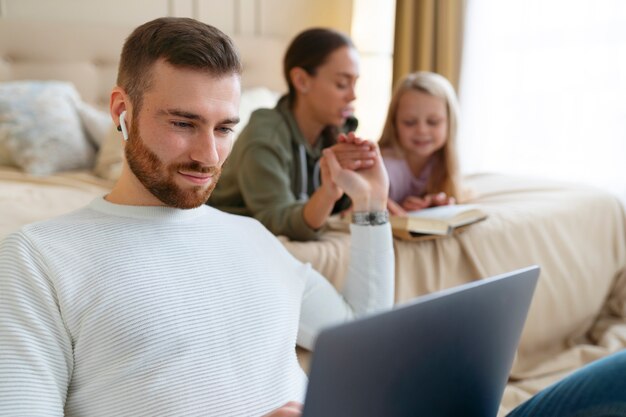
[2,18,626,416]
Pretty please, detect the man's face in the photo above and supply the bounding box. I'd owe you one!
[125,60,240,209]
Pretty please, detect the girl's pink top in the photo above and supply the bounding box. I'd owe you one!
[382,156,433,203]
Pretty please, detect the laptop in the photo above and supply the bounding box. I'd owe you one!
[301,265,540,417]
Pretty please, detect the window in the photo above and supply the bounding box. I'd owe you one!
[459,0,626,201]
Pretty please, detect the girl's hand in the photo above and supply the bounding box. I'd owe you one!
[402,192,455,212]
[387,199,407,216]
[429,192,456,207]
[401,195,432,212]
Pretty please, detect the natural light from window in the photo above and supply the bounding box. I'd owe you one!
[351,0,395,141]
[458,0,626,202]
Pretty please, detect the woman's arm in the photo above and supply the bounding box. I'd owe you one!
[238,136,379,240]
[236,144,322,240]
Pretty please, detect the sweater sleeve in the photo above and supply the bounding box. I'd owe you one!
[238,143,320,241]
[0,232,73,416]
[296,223,395,350]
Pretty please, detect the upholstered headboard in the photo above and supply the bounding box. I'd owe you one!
[0,19,287,108]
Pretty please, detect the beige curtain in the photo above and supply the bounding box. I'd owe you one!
[393,0,466,91]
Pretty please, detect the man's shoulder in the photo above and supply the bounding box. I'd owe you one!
[1,204,95,252]
[208,206,277,239]
[23,205,95,232]
[209,206,262,225]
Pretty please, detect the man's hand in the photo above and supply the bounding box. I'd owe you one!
[304,134,386,231]
[317,133,379,204]
[262,401,303,417]
[322,140,389,212]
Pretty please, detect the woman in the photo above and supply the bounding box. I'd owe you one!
[209,28,377,241]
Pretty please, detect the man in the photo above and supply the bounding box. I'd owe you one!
[0,18,393,416]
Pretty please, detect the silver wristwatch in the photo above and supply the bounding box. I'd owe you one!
[351,210,389,226]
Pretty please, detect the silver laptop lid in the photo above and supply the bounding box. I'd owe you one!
[302,266,540,417]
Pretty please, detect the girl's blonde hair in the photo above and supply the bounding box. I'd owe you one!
[379,71,463,201]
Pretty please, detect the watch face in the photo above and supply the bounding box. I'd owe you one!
[371,211,389,225]
[351,211,389,225]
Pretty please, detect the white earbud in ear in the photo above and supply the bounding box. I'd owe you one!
[119,111,129,141]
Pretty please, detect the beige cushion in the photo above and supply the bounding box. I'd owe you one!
[283,174,626,414]
[76,100,113,147]
[94,124,124,181]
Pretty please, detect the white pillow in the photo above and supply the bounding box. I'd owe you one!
[235,87,280,136]
[76,100,114,148]
[0,81,97,175]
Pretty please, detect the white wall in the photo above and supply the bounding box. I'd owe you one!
[0,0,354,37]
[0,0,395,139]
[351,0,395,141]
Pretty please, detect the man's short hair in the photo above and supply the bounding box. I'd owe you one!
[117,17,242,112]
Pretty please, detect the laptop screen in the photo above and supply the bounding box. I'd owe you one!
[302,266,540,417]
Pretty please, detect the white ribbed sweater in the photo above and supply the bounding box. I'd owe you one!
[0,198,394,417]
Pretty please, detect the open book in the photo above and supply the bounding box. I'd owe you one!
[391,204,487,240]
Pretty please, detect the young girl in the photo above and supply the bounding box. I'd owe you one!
[378,71,463,215]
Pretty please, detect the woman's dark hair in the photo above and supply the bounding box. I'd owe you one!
[283,28,354,101]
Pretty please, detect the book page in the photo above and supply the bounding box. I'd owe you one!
[406,204,480,220]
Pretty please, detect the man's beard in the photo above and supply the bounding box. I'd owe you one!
[125,119,221,209]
